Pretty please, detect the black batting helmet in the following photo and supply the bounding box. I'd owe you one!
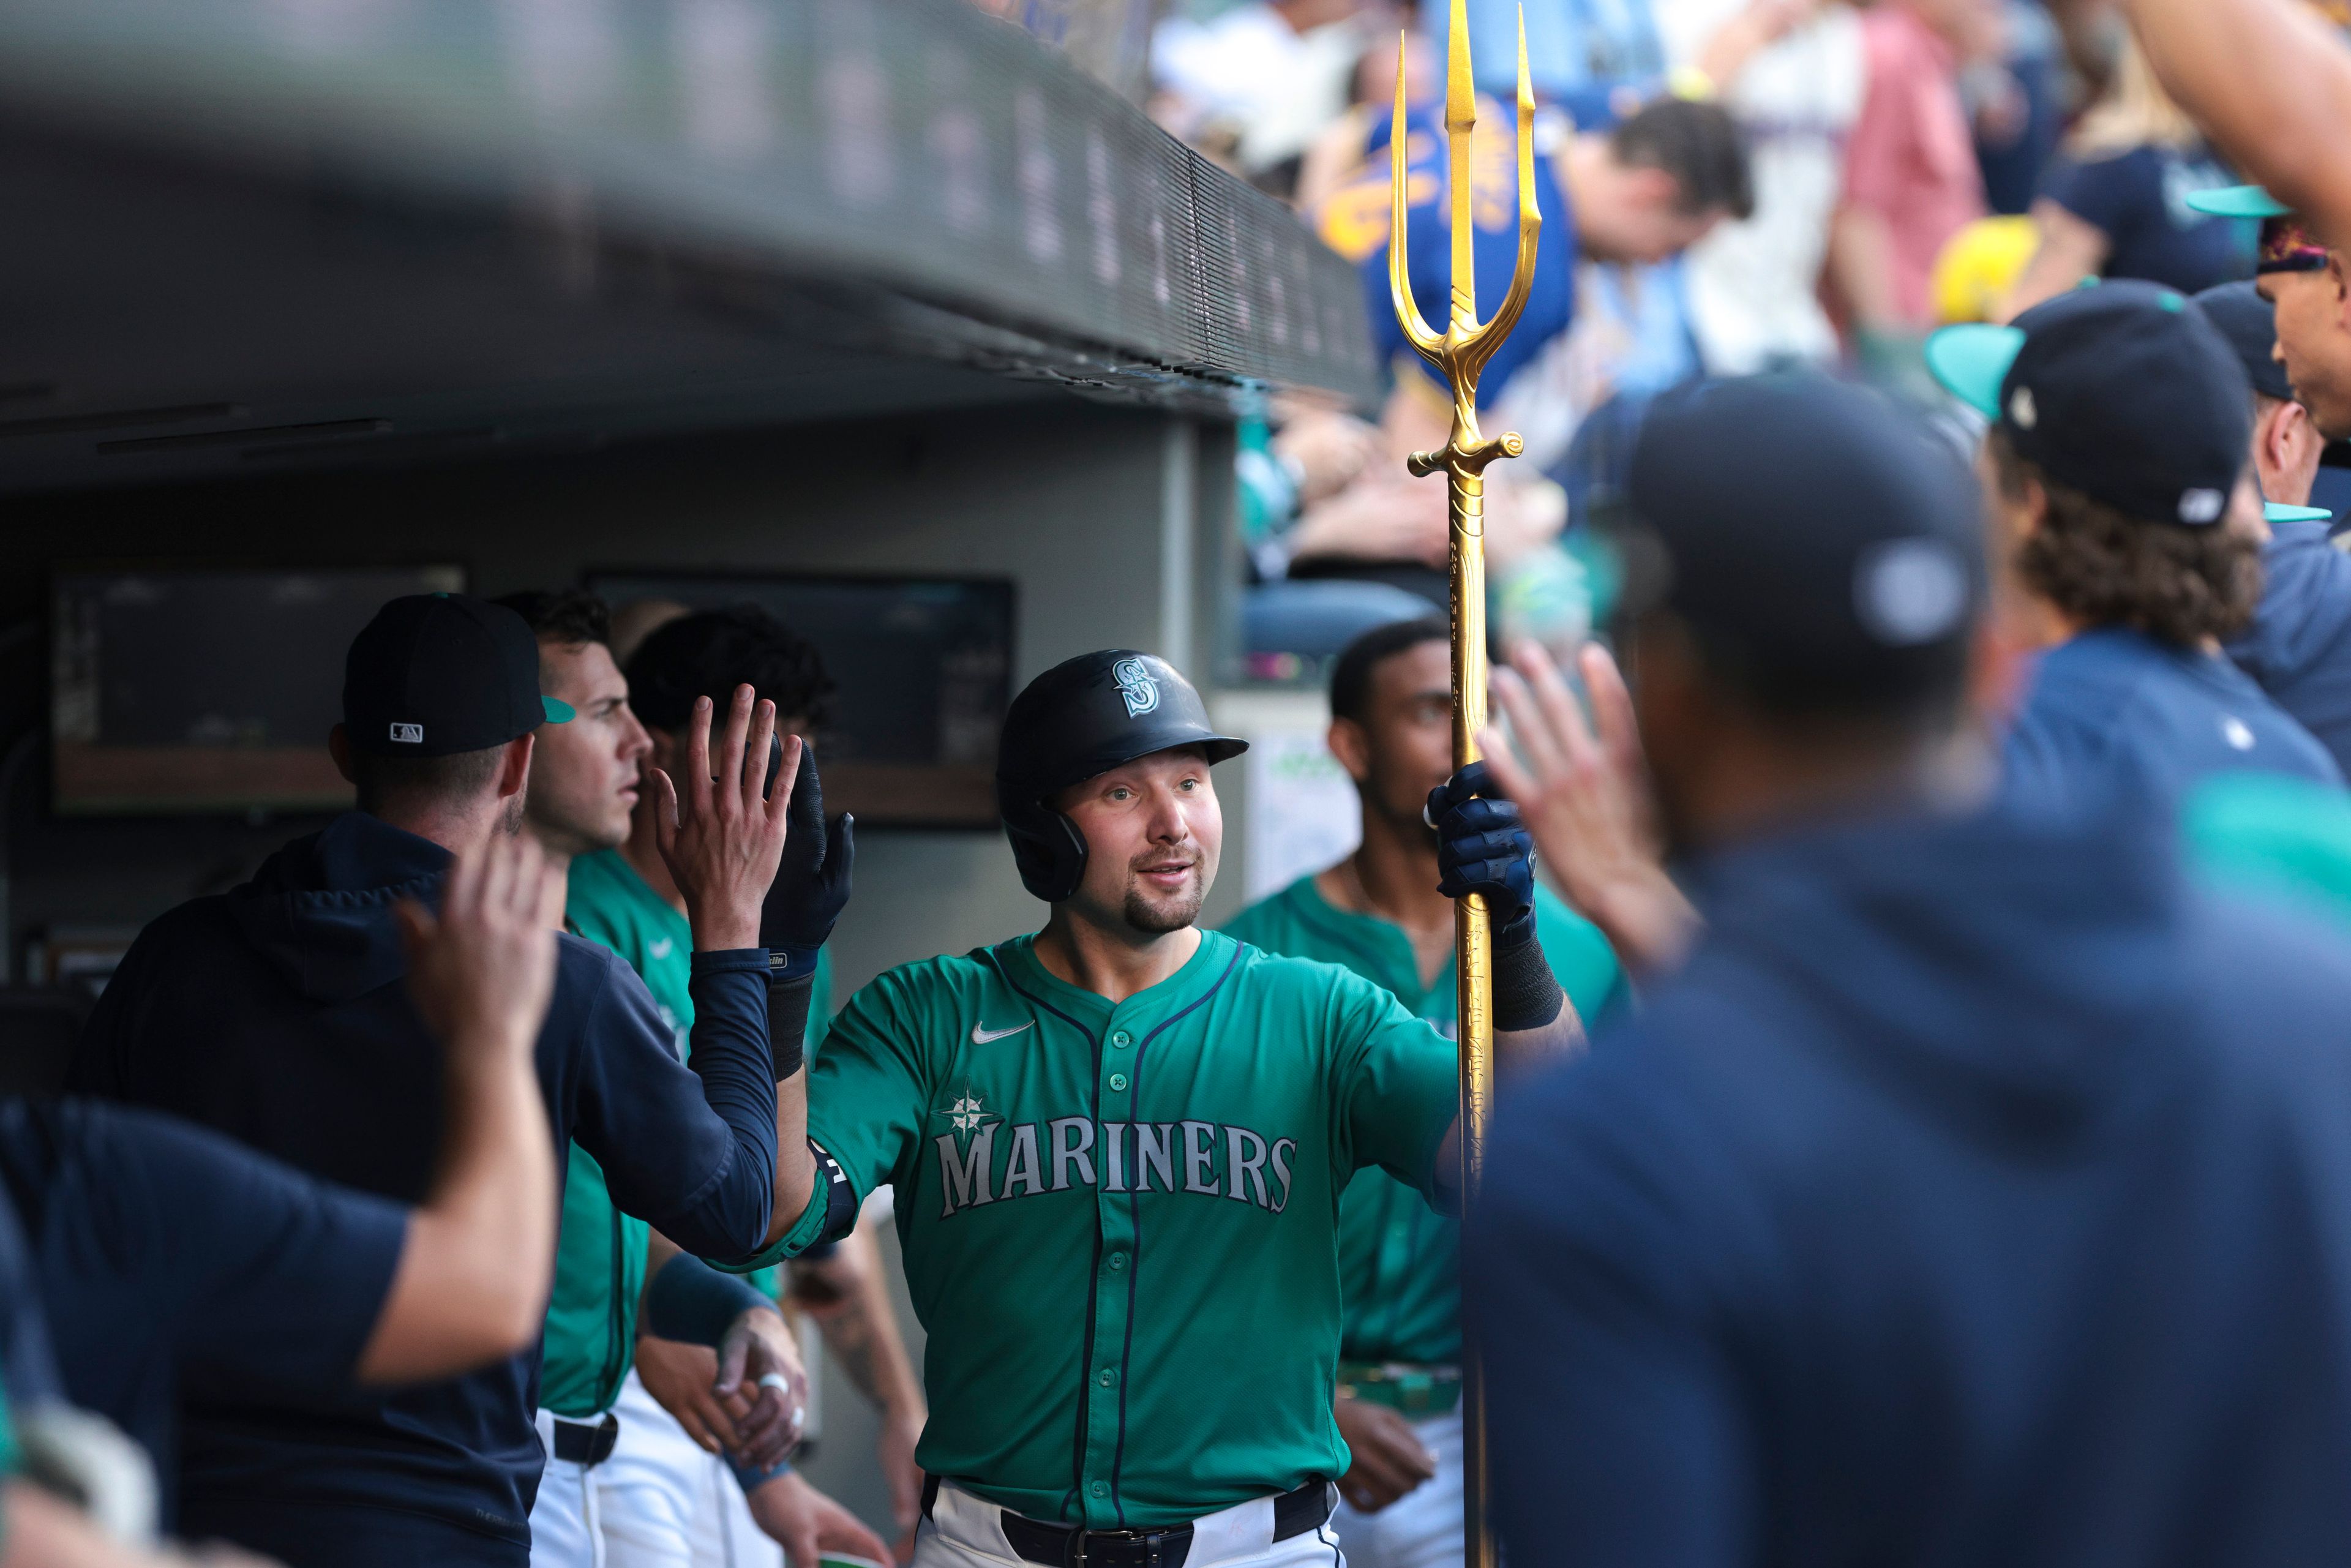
[996,650,1248,903]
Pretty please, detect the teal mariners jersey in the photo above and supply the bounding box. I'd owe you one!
[1223,876,1624,1367]
[539,848,831,1417]
[760,929,1458,1528]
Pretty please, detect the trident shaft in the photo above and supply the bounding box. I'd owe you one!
[1385,7,1539,1568]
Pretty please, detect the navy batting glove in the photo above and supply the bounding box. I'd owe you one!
[760,741,853,981]
[1427,761,1537,945]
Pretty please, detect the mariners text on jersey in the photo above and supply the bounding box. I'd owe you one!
[733,929,1459,1531]
[933,1113,1299,1217]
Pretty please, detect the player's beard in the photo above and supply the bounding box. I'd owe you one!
[1366,760,1439,854]
[1120,850,1206,934]
[1122,880,1204,934]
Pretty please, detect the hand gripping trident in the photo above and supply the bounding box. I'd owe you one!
[1385,6,1538,1567]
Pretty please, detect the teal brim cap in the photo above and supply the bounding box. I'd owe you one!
[542,696,576,723]
[2187,184,2292,219]
[1924,323,2027,420]
[2266,502,2335,523]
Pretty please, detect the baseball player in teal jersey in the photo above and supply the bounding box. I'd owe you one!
[1221,618,1625,1568]
[727,648,1584,1568]
[506,593,913,1568]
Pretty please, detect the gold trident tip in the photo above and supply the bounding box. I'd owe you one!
[1386,0,1543,462]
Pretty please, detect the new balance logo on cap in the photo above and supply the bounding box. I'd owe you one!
[389,722,424,744]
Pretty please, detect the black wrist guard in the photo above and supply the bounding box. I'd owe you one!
[767,970,814,1081]
[1490,913,1565,1032]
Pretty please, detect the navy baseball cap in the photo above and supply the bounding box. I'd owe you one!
[343,593,573,757]
[2194,280,2295,402]
[1624,373,1984,713]
[1924,280,2252,527]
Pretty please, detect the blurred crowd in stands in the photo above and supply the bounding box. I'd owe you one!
[1138,0,2351,675]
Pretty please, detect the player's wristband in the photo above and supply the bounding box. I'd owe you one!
[645,1254,774,1349]
[1490,918,1565,1032]
[730,1454,793,1495]
[770,943,823,985]
[767,971,813,1081]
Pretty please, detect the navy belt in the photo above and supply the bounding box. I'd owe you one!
[549,1412,620,1468]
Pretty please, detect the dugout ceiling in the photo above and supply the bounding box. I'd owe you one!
[0,0,1379,494]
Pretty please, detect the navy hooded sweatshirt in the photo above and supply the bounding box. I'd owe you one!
[2227,516,2351,779]
[67,812,781,1564]
[1469,795,2351,1568]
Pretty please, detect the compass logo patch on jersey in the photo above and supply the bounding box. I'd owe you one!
[1112,658,1160,719]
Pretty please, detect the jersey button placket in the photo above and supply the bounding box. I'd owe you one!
[1084,1006,1144,1526]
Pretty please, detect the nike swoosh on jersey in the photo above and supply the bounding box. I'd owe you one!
[970,1021,1033,1045]
[648,937,675,960]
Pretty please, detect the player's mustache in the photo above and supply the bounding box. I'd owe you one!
[1127,843,1201,873]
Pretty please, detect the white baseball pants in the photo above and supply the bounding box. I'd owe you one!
[1329,1411,1461,1568]
[529,1406,607,1568]
[597,1367,783,1568]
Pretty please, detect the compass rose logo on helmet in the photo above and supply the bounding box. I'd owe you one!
[1111,658,1161,718]
[994,650,1248,902]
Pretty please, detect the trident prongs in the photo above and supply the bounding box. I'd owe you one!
[1387,2,1542,481]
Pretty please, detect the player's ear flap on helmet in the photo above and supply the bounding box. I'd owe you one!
[1003,796,1090,905]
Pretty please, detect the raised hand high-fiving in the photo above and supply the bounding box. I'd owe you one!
[650,685,802,952]
[760,738,853,981]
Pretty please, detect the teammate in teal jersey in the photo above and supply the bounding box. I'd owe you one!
[739,649,1584,1568]
[1221,618,1624,1568]
[507,592,914,1568]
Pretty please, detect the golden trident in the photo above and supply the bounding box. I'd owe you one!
[1386,5,1538,1567]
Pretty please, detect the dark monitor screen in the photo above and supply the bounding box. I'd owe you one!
[52,565,464,814]
[589,572,1013,828]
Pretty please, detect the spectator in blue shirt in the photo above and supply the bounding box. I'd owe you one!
[1927,280,2341,814]
[1469,369,2351,1568]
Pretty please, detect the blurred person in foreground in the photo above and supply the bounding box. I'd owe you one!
[494,593,898,1568]
[67,595,812,1568]
[1469,370,2351,1565]
[0,833,561,1566]
[1999,32,2249,315]
[1219,617,1624,1568]
[0,1184,246,1568]
[1925,279,2341,811]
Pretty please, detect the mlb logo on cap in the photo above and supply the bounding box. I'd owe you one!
[342,593,571,757]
